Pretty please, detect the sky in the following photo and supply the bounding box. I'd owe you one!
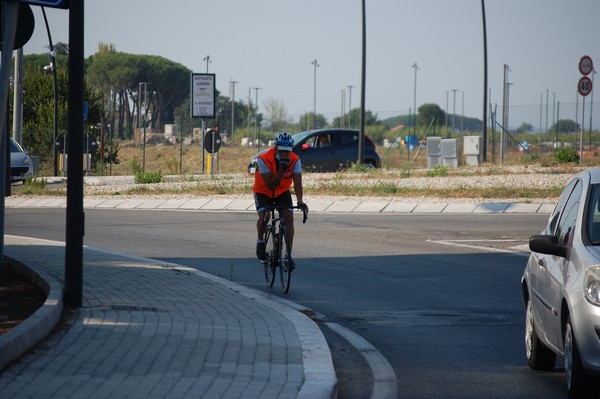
[22,0,600,130]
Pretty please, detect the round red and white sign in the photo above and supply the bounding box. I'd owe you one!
[578,76,593,96]
[579,55,594,76]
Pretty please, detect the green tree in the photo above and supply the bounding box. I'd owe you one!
[263,98,288,133]
[18,57,103,169]
[332,108,379,128]
[87,46,191,139]
[516,122,534,133]
[299,112,328,130]
[551,119,579,133]
[417,103,445,127]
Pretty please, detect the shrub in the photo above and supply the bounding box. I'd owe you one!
[134,171,162,184]
[426,165,448,177]
[554,147,579,163]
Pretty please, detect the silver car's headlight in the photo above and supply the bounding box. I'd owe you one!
[24,157,31,166]
[585,266,600,305]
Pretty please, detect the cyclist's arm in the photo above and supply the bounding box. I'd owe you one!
[292,171,303,204]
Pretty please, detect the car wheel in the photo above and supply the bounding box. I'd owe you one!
[564,317,592,398]
[364,160,377,169]
[525,298,556,371]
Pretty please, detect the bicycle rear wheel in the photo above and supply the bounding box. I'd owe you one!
[263,227,276,287]
[278,228,292,293]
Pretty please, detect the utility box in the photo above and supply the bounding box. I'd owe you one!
[442,138,458,167]
[463,135,482,166]
[427,136,442,168]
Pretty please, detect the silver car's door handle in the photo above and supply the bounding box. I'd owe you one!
[538,258,546,268]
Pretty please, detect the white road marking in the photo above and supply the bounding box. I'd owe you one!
[428,239,530,256]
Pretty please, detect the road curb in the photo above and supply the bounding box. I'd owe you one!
[0,255,64,371]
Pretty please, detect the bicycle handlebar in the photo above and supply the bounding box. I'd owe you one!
[263,205,308,224]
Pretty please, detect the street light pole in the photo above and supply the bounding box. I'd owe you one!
[340,88,345,127]
[230,79,238,147]
[42,7,59,176]
[461,91,465,132]
[347,85,354,129]
[311,59,319,130]
[445,90,449,136]
[412,63,419,141]
[254,87,261,151]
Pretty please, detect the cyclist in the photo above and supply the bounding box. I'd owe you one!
[253,132,307,269]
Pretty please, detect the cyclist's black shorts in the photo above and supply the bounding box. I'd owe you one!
[254,191,293,213]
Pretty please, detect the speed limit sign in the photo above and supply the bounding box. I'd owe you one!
[579,55,594,76]
[578,76,593,97]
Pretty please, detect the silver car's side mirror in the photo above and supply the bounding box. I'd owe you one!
[529,235,568,258]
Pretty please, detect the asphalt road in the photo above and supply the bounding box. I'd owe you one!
[5,208,570,398]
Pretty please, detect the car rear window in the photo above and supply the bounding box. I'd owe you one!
[339,132,358,145]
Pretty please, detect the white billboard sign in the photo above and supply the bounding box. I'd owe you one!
[191,73,216,118]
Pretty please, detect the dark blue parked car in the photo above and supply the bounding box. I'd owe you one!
[248,128,381,173]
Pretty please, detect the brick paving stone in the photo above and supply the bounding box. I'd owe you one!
[0,236,336,398]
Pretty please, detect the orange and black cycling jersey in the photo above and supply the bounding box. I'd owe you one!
[253,147,300,198]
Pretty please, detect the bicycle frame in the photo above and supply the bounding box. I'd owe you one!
[261,205,307,293]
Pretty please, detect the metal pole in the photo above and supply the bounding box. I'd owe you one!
[201,56,211,174]
[461,91,464,132]
[311,59,319,130]
[254,87,261,152]
[358,0,366,164]
[590,70,596,149]
[0,1,20,263]
[179,113,183,174]
[545,89,549,138]
[581,96,585,163]
[231,80,237,147]
[65,0,85,308]
[452,89,458,133]
[445,90,449,137]
[539,93,543,134]
[412,63,419,141]
[481,0,488,161]
[347,85,354,129]
[12,48,23,145]
[247,86,251,147]
[556,101,560,143]
[501,65,508,163]
[42,7,59,176]
[340,88,345,127]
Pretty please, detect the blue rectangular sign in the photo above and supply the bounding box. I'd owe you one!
[18,0,69,9]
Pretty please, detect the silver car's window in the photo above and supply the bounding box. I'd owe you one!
[555,181,581,245]
[547,179,578,235]
[587,184,600,244]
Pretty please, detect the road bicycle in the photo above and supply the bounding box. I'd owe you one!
[262,204,308,293]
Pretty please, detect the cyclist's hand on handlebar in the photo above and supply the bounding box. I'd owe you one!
[297,201,308,213]
[297,201,309,223]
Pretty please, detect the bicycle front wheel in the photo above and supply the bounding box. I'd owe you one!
[263,226,276,288]
[278,228,292,293]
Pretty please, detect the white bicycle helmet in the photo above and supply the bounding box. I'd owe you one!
[275,132,294,151]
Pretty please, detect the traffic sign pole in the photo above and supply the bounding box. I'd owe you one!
[577,55,594,164]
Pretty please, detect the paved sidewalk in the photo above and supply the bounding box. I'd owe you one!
[4,195,555,214]
[0,236,336,398]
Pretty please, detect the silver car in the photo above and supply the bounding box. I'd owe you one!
[522,168,600,397]
[10,138,33,182]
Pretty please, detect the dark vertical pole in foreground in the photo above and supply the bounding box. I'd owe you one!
[481,0,488,162]
[358,0,366,165]
[65,0,84,308]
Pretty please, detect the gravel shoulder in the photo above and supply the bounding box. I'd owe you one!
[29,165,576,205]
